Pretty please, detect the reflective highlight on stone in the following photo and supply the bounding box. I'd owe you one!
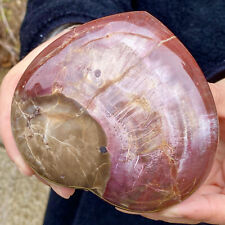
[11,12,218,212]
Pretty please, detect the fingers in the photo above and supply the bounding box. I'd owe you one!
[0,64,34,176]
[157,194,225,224]
[209,81,225,140]
[116,185,225,224]
[209,80,225,118]
[141,212,199,224]
[116,207,199,224]
[51,184,75,199]
[35,174,75,199]
[136,193,225,224]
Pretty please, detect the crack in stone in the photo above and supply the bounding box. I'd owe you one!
[157,36,176,47]
[45,133,90,185]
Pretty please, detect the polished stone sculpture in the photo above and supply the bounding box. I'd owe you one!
[11,12,218,212]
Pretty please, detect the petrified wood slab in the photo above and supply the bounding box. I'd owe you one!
[11,12,218,212]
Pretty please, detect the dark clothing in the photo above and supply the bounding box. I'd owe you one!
[20,0,225,81]
[20,1,225,225]
[44,190,163,225]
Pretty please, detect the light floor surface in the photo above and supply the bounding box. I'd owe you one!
[0,143,49,225]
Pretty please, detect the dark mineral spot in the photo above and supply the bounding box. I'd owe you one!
[100,146,107,153]
[94,69,101,78]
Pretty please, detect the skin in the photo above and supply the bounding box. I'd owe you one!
[1,29,225,224]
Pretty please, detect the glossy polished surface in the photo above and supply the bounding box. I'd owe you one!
[11,12,218,212]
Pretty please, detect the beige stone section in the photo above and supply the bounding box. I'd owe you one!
[0,145,49,225]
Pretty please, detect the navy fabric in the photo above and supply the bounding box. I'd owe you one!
[134,0,225,77]
[20,0,133,58]
[20,0,225,80]
[19,1,225,225]
[44,190,208,225]
[44,190,172,225]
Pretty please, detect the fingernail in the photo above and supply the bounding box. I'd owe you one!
[61,191,72,199]
[51,185,74,199]
[61,193,71,199]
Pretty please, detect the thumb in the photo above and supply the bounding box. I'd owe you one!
[209,80,225,118]
[156,194,225,224]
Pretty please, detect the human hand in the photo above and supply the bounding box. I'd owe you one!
[118,80,225,224]
[0,29,75,199]
[2,24,225,221]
